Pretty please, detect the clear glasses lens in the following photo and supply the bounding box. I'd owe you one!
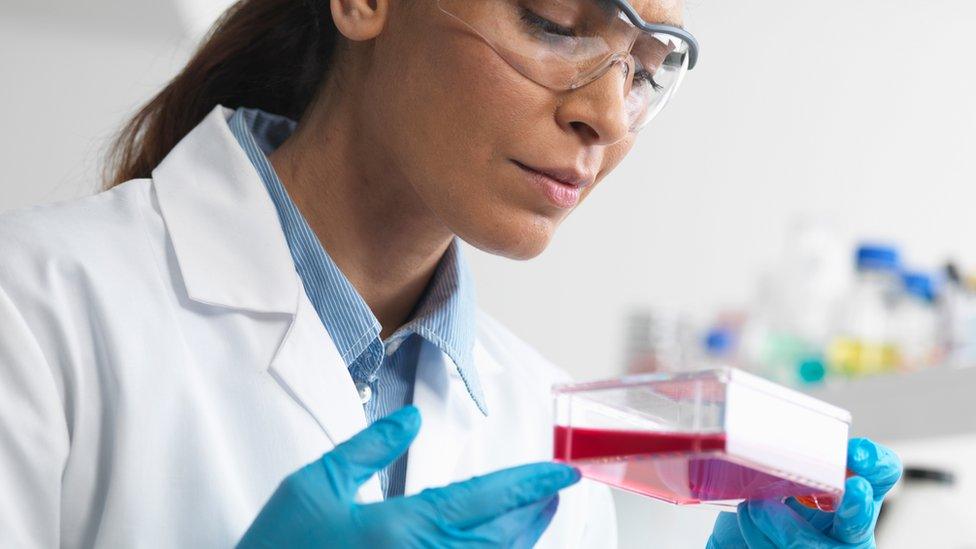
[438,0,691,132]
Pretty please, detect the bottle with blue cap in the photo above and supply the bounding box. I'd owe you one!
[826,243,902,376]
[891,270,944,370]
[704,327,736,359]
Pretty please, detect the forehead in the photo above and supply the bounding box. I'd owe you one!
[623,0,685,27]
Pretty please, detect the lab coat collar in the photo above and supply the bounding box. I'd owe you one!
[152,106,382,501]
[151,106,299,315]
[149,106,494,503]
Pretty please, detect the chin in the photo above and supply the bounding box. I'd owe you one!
[458,214,557,261]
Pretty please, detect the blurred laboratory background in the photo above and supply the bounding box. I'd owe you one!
[3,0,975,546]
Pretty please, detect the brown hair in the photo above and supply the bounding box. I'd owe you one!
[103,0,340,188]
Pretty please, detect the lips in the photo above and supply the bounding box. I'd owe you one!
[512,160,595,209]
[512,160,595,189]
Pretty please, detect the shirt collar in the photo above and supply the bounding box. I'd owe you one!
[395,239,481,410]
[228,107,486,415]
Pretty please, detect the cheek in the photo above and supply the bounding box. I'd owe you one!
[361,18,628,259]
[420,48,559,249]
[367,26,559,214]
[580,138,635,201]
[402,35,544,172]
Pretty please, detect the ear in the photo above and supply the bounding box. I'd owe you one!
[330,0,389,41]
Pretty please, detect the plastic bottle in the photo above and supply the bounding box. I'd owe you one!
[941,263,976,368]
[731,307,826,386]
[623,309,699,374]
[827,244,902,377]
[890,271,943,370]
[703,326,737,368]
[735,220,848,387]
[624,310,659,374]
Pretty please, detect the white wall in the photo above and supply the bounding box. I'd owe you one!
[3,2,975,547]
[466,3,976,545]
[0,5,192,211]
[469,0,976,382]
[4,1,974,381]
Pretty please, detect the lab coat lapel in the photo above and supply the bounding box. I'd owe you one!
[151,106,297,314]
[152,105,381,502]
[268,294,382,503]
[404,342,481,495]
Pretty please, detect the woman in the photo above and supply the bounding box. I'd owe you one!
[0,0,899,547]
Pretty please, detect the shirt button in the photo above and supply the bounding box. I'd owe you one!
[356,382,372,404]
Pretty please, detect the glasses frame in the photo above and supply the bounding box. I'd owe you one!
[436,0,701,131]
[609,0,699,69]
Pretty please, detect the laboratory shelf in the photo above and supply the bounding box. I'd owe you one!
[806,366,976,442]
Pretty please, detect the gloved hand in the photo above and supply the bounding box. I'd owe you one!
[706,438,902,548]
[237,405,580,548]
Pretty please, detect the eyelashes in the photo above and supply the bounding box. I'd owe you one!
[519,8,577,38]
[634,69,662,91]
[518,7,662,91]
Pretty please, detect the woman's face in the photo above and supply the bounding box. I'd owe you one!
[350,0,684,259]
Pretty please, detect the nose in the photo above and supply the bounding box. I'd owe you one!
[555,60,633,146]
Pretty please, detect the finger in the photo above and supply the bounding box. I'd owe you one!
[414,462,580,530]
[784,498,833,532]
[735,503,778,549]
[462,495,559,549]
[705,512,749,549]
[511,495,560,549]
[847,438,902,500]
[321,405,421,500]
[829,476,876,544]
[746,499,836,548]
[376,495,558,549]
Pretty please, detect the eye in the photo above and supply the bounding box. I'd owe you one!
[631,37,679,92]
[633,69,662,91]
[519,8,576,38]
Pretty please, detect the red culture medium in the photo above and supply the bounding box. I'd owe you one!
[554,426,839,507]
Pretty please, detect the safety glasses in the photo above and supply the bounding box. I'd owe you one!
[438,0,699,133]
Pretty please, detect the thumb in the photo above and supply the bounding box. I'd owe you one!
[321,405,422,500]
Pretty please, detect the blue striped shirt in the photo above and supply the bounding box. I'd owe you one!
[228,108,486,499]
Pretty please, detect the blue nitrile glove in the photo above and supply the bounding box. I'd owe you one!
[237,405,580,548]
[706,438,902,548]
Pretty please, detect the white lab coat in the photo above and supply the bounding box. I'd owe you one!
[0,106,616,548]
